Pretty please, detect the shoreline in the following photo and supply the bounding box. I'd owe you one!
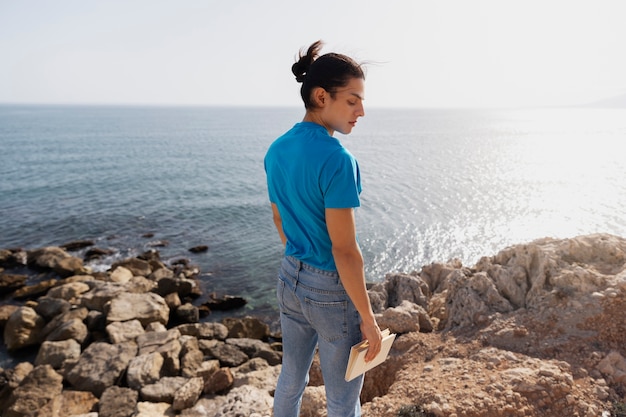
[2,234,626,416]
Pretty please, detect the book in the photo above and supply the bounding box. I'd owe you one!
[344,328,396,381]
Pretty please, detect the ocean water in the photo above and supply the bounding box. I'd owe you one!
[1,105,626,322]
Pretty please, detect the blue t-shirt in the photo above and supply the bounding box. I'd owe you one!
[264,122,361,271]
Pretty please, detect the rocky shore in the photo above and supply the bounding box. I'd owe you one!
[1,233,626,416]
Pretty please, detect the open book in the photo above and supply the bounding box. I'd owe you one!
[344,328,396,381]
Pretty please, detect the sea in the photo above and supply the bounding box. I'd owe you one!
[1,104,626,329]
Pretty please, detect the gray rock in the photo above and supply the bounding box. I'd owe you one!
[106,319,145,344]
[127,352,164,390]
[100,385,139,417]
[140,376,188,403]
[222,316,269,340]
[40,307,89,342]
[175,322,229,340]
[34,296,71,320]
[66,341,138,397]
[45,317,89,343]
[111,257,152,277]
[206,341,249,367]
[105,292,170,326]
[174,303,199,324]
[80,282,126,311]
[35,339,81,370]
[172,377,203,412]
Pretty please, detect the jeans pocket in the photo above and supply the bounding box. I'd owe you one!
[304,297,347,342]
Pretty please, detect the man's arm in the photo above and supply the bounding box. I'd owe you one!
[326,207,382,361]
[271,203,287,246]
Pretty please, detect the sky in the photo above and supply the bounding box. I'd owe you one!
[1,0,625,109]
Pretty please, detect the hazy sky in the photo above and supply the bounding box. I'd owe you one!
[1,0,625,108]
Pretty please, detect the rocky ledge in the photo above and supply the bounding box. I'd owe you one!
[1,233,626,417]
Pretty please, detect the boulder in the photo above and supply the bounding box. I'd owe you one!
[111,257,152,277]
[99,386,138,417]
[3,306,45,350]
[0,273,27,296]
[127,352,165,390]
[3,365,63,417]
[172,377,203,412]
[66,341,138,397]
[35,339,82,370]
[105,292,169,326]
[222,316,269,340]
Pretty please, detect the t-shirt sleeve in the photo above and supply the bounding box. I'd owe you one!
[320,149,361,208]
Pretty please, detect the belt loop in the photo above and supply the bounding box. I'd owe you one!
[295,258,302,280]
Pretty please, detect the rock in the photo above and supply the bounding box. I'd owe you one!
[176,322,229,340]
[155,276,196,298]
[0,273,27,295]
[205,341,249,367]
[37,390,99,417]
[26,246,71,270]
[53,256,86,277]
[203,367,234,394]
[139,332,182,377]
[375,300,427,334]
[149,267,174,281]
[222,316,269,340]
[105,292,170,326]
[111,257,152,277]
[34,296,71,320]
[2,234,623,417]
[300,385,327,417]
[140,376,188,403]
[226,338,282,366]
[0,304,20,328]
[60,240,95,251]
[40,307,89,343]
[232,358,280,392]
[444,269,514,329]
[66,341,138,397]
[35,339,81,370]
[106,319,145,344]
[135,401,175,417]
[174,303,200,324]
[597,351,626,384]
[172,377,203,411]
[3,365,63,417]
[127,352,165,390]
[180,340,204,378]
[188,245,208,253]
[80,282,126,311]
[137,329,181,354]
[84,246,116,261]
[204,294,247,311]
[99,386,138,417]
[46,281,91,301]
[109,266,133,283]
[3,306,45,350]
[12,279,58,300]
[0,249,27,268]
[186,385,273,417]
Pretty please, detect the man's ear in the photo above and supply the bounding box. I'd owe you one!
[311,87,327,107]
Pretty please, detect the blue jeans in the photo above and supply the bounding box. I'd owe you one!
[273,256,364,417]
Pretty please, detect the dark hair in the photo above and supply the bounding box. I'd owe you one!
[292,40,365,109]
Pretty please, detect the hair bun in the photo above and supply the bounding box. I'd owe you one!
[291,61,308,83]
[291,40,323,83]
